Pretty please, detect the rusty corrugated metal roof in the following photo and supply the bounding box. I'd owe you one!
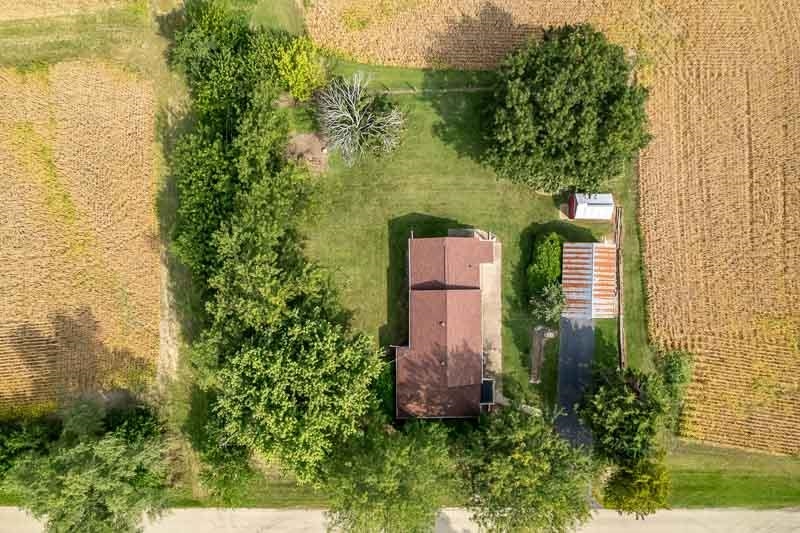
[562,242,618,319]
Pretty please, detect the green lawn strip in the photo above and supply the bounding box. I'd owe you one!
[329,59,496,91]
[612,164,653,371]
[593,318,619,372]
[536,334,560,409]
[248,0,305,34]
[166,479,328,508]
[668,441,800,508]
[303,91,604,405]
[0,2,150,68]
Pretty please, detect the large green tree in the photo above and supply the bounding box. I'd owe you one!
[579,367,667,465]
[463,408,595,533]
[324,419,457,533]
[4,402,167,533]
[486,24,650,192]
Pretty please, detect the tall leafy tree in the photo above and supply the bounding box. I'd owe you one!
[579,367,667,465]
[463,408,595,533]
[324,419,457,533]
[603,458,670,519]
[4,402,167,533]
[487,24,650,192]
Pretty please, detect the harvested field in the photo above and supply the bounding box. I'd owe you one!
[0,62,159,412]
[308,0,800,454]
[0,0,132,22]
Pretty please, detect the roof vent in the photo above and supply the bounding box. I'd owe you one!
[439,321,446,327]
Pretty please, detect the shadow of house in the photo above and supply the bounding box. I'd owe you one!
[3,308,150,409]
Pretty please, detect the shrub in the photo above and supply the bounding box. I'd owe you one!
[276,36,326,101]
[579,367,667,465]
[316,73,404,166]
[530,281,565,325]
[0,418,59,480]
[526,232,562,298]
[486,24,650,192]
[463,408,595,533]
[603,458,670,518]
[656,350,693,432]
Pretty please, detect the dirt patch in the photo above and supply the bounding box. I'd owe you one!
[0,62,159,410]
[286,132,328,173]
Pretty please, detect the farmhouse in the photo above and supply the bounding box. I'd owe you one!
[395,231,499,418]
[561,242,618,319]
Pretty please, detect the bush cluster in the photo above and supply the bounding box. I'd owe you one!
[526,232,564,325]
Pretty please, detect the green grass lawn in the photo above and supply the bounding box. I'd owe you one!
[593,318,619,371]
[536,334,560,409]
[248,0,304,34]
[668,441,800,508]
[303,90,606,403]
[610,166,653,371]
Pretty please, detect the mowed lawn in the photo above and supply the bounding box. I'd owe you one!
[668,442,800,508]
[303,91,607,400]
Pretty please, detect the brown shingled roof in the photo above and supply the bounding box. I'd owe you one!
[396,235,495,418]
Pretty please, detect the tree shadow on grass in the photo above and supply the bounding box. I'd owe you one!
[421,2,544,163]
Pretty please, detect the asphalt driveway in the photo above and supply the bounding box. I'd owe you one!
[555,316,594,446]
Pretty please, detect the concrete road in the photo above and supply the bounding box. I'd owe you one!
[2,507,799,532]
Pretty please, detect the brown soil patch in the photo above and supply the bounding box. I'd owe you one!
[0,62,159,410]
[309,0,800,454]
[286,132,328,173]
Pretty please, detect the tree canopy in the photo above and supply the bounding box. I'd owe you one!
[579,367,667,466]
[486,24,650,192]
[324,419,457,533]
[4,402,167,533]
[463,408,595,533]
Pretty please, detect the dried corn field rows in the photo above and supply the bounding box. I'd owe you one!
[0,62,159,409]
[308,0,800,453]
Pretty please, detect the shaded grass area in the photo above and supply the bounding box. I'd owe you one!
[303,92,605,404]
[593,318,619,372]
[668,441,800,508]
[537,334,560,409]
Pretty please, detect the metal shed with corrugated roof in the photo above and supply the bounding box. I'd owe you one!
[561,242,618,319]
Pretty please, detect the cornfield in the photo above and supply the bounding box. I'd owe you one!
[0,62,159,411]
[308,0,800,454]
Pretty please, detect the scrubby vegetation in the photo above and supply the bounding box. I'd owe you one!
[3,402,167,533]
[486,24,650,192]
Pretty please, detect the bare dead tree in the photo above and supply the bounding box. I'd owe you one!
[315,72,404,166]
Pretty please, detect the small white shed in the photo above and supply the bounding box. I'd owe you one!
[568,193,615,220]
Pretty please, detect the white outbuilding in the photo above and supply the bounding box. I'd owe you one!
[568,193,615,220]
